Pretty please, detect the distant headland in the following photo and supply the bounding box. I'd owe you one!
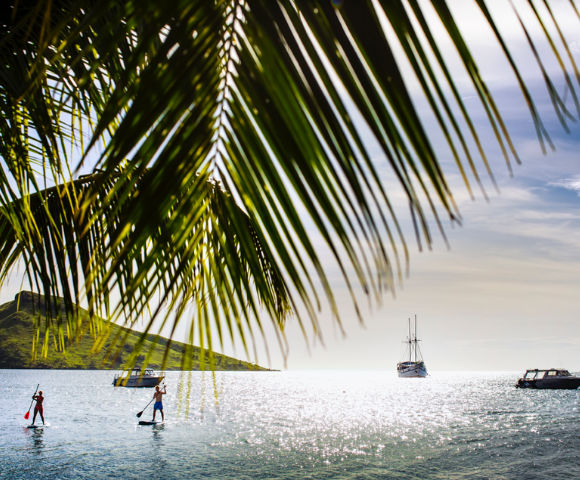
[0,291,275,371]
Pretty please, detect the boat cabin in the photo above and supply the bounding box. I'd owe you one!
[112,366,164,387]
[522,369,572,380]
[129,367,156,377]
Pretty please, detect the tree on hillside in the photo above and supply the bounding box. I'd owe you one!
[0,0,577,364]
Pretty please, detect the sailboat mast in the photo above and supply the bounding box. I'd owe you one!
[408,318,411,362]
[414,315,417,362]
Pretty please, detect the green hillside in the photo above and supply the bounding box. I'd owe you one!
[0,291,273,371]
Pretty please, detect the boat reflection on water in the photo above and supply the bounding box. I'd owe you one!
[112,367,164,387]
[516,369,580,389]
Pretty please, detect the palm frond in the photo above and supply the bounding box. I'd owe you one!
[0,169,292,364]
[1,0,578,361]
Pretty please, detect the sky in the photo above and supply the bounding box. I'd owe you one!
[2,0,579,372]
[251,0,580,371]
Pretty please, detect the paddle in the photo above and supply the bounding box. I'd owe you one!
[136,383,165,418]
[24,384,39,420]
[136,397,154,418]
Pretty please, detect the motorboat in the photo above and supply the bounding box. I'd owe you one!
[515,368,580,389]
[112,367,164,387]
[397,315,427,378]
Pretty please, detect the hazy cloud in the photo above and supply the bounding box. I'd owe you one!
[548,177,580,196]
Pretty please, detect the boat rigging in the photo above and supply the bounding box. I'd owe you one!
[397,315,427,378]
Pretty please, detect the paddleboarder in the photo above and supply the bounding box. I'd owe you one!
[152,385,167,422]
[31,391,45,425]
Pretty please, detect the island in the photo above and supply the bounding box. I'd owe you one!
[0,291,275,371]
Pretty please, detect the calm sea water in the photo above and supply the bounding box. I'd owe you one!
[2,370,580,479]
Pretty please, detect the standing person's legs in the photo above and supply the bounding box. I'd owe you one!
[160,407,164,422]
[152,405,157,421]
[38,407,45,425]
[32,408,38,424]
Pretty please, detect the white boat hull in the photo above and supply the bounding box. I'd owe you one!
[397,362,427,378]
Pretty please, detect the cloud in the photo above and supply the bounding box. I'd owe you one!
[514,210,580,221]
[548,177,580,196]
[569,39,580,54]
[457,335,580,348]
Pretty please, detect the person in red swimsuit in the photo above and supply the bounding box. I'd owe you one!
[32,391,45,425]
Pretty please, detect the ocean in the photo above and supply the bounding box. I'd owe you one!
[1,370,579,479]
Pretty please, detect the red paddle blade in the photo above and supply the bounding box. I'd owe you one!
[24,411,30,420]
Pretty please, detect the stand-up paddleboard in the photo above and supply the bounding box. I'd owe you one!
[27,425,45,429]
[138,421,159,425]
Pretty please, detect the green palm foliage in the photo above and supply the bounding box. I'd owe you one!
[0,0,577,364]
[0,168,291,362]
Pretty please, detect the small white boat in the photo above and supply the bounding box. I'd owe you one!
[112,367,164,387]
[397,316,427,378]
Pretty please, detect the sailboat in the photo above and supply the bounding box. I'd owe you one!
[397,315,427,378]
